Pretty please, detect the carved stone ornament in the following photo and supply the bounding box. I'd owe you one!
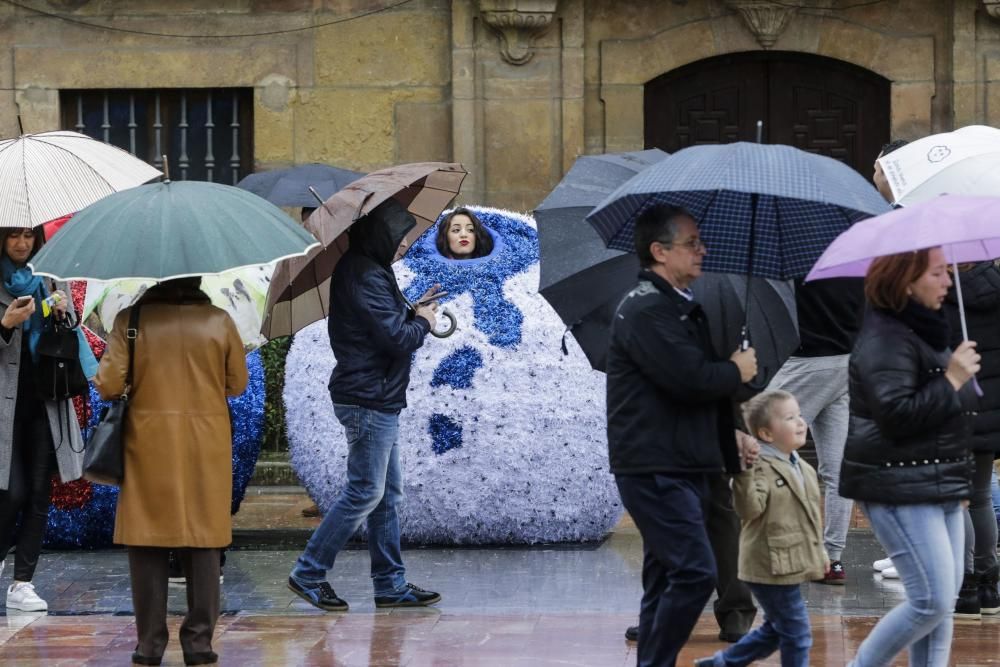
[725,0,797,49]
[985,0,1000,20]
[477,0,559,66]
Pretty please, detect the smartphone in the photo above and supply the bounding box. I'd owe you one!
[416,291,449,307]
[13,296,32,308]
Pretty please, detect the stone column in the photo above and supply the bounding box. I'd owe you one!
[451,0,584,209]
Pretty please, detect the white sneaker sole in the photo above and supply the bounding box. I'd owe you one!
[6,600,47,612]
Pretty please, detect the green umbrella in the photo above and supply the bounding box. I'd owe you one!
[29,181,319,281]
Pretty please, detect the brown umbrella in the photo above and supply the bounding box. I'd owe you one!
[261,161,467,339]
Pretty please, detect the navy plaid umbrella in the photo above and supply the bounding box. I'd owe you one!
[586,142,891,280]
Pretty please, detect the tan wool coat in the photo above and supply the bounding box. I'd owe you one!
[732,451,829,585]
[94,286,248,548]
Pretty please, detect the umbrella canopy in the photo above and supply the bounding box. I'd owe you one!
[877,125,1000,206]
[0,130,162,228]
[807,195,1000,281]
[81,266,275,350]
[536,149,667,328]
[691,274,798,397]
[587,142,891,280]
[262,162,467,339]
[29,180,319,282]
[236,163,364,208]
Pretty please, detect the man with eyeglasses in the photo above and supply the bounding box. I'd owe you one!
[607,203,759,667]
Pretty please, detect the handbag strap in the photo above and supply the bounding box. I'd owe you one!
[123,305,141,399]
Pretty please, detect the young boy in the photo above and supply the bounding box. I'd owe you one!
[695,390,829,667]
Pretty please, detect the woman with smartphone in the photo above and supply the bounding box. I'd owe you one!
[0,227,83,612]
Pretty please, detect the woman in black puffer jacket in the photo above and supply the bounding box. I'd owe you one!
[944,261,1000,617]
[840,247,979,667]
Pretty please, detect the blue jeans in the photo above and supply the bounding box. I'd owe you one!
[291,404,406,596]
[850,501,964,667]
[711,583,811,667]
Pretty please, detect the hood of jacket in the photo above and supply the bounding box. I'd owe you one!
[348,197,416,268]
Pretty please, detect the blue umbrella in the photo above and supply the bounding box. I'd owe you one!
[237,163,364,208]
[586,142,891,281]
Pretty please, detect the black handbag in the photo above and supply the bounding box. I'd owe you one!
[82,305,141,486]
[35,310,89,401]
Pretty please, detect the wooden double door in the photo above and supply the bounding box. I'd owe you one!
[644,51,891,177]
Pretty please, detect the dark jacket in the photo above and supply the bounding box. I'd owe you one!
[839,308,975,504]
[606,270,743,475]
[328,198,430,412]
[944,262,1000,453]
[794,277,865,357]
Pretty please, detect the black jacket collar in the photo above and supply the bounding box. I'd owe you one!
[639,269,701,318]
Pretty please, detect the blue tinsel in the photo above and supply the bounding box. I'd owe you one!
[44,350,265,549]
[428,413,463,455]
[430,346,483,390]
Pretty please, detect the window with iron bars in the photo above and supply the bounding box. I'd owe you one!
[59,89,254,184]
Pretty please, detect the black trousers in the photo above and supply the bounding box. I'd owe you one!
[0,406,55,582]
[617,472,718,667]
[706,473,757,636]
[129,546,221,659]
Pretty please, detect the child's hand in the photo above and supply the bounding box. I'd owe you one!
[735,430,760,469]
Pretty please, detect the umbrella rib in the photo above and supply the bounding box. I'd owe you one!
[27,136,118,192]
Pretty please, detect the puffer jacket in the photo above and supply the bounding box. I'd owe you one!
[839,308,975,504]
[328,198,430,412]
[944,262,1000,453]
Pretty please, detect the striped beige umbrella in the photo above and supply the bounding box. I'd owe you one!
[0,130,162,229]
[261,162,467,339]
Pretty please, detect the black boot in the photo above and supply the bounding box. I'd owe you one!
[979,566,1000,615]
[955,573,982,620]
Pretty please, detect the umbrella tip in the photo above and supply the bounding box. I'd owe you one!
[161,154,171,182]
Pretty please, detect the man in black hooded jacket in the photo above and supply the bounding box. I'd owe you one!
[288,197,442,611]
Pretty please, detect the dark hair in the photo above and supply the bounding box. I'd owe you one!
[300,206,317,223]
[633,204,691,268]
[0,227,46,263]
[879,139,909,157]
[435,208,494,259]
[865,249,932,312]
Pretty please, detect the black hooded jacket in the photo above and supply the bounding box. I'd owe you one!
[327,198,430,411]
[944,262,1000,453]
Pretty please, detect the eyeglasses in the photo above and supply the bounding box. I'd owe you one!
[662,237,706,252]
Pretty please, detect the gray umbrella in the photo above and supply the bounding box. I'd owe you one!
[535,150,667,370]
[237,163,364,208]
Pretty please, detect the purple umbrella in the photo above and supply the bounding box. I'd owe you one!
[807,195,1000,394]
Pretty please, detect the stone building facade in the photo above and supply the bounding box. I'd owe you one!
[4,0,1000,209]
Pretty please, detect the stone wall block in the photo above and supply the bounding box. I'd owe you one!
[313,11,450,86]
[601,21,715,86]
[396,101,452,163]
[600,84,644,153]
[483,97,553,194]
[890,82,935,139]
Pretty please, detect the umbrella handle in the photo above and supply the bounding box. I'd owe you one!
[430,308,457,339]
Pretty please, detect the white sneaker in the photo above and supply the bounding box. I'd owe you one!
[882,566,900,579]
[873,557,894,572]
[6,582,47,612]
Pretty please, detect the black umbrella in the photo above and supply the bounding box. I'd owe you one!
[535,149,667,370]
[237,163,364,208]
[691,274,799,398]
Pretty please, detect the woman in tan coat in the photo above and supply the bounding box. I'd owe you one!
[95,277,247,667]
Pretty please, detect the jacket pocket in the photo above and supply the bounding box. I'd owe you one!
[767,531,808,576]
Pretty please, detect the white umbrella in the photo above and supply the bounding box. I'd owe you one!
[0,130,162,228]
[877,125,1000,206]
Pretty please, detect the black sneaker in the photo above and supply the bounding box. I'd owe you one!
[287,577,349,611]
[980,566,1000,615]
[955,574,981,620]
[624,625,638,641]
[374,583,441,608]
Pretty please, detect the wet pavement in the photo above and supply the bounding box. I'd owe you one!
[2,493,999,664]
